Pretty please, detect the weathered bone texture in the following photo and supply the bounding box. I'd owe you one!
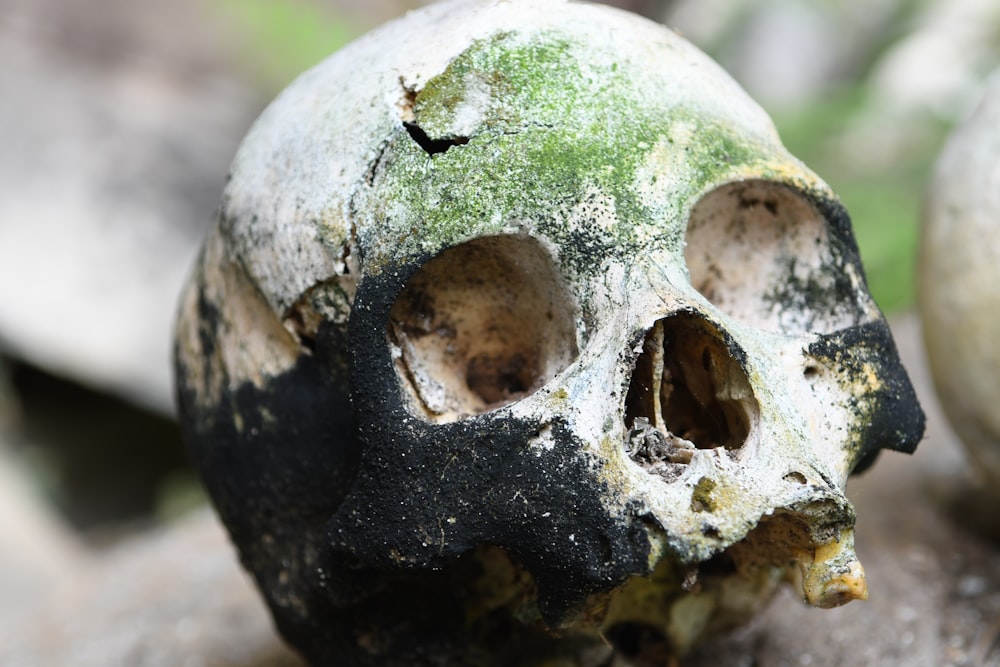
[920,69,1000,487]
[174,1,924,664]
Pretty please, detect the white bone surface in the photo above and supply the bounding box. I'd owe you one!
[920,69,1000,485]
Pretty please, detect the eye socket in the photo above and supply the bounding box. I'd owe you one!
[388,235,578,422]
[684,180,865,335]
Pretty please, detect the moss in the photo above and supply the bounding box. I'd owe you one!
[414,32,582,135]
[690,477,718,513]
[357,29,781,277]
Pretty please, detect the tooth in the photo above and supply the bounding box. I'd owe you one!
[796,528,868,608]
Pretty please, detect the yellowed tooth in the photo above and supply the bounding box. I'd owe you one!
[796,528,868,609]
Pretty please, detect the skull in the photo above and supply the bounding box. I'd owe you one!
[920,69,1000,488]
[174,1,924,664]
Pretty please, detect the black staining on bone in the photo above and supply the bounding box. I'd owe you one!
[851,448,882,476]
[807,319,925,470]
[282,278,355,364]
[176,321,365,661]
[338,256,655,633]
[536,187,635,280]
[760,255,864,334]
[192,283,221,395]
[684,179,922,476]
[175,254,364,658]
[787,189,873,323]
[403,121,469,155]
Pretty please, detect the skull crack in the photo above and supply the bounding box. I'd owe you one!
[403,121,470,156]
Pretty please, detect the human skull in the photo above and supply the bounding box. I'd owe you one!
[920,69,1000,488]
[174,1,924,664]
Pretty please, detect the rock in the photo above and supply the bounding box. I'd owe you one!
[0,507,304,667]
[0,0,260,414]
[0,446,85,628]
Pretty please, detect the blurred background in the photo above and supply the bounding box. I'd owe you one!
[1,0,999,662]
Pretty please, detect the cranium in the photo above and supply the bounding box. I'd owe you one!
[174,1,924,664]
[920,69,1000,488]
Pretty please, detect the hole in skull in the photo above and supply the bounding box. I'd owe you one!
[604,622,671,663]
[403,122,469,155]
[783,471,808,485]
[685,180,865,334]
[624,313,757,474]
[388,235,578,422]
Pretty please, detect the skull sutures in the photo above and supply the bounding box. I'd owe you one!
[174,1,924,664]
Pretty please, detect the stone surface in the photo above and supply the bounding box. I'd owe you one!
[0,506,304,667]
[0,0,260,414]
[919,69,1000,487]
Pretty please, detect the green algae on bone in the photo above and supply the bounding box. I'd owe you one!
[412,31,584,136]
[690,477,718,513]
[356,30,779,275]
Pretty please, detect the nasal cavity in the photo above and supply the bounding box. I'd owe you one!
[624,313,757,470]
